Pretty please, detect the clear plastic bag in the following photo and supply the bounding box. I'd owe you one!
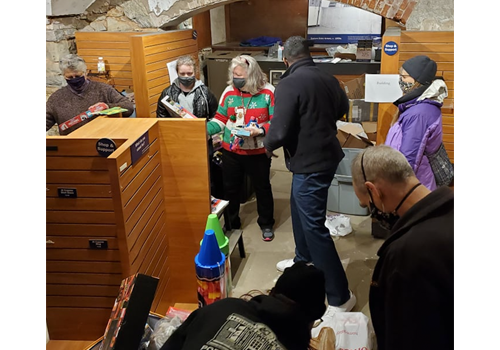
[147,316,183,350]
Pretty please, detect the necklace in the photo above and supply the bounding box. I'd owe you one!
[237,91,252,119]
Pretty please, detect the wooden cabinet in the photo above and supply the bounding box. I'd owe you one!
[46,117,211,340]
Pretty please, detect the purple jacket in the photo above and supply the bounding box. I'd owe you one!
[385,80,448,190]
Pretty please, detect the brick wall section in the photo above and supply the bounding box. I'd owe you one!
[337,0,418,25]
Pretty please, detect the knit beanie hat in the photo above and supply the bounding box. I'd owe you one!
[272,261,326,322]
[402,55,437,85]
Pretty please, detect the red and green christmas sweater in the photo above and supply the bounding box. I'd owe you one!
[207,83,275,155]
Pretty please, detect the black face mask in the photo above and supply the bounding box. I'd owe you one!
[233,78,246,90]
[178,76,195,87]
[66,75,87,93]
[361,152,422,231]
[368,200,398,231]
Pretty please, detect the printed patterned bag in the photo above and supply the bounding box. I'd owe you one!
[427,143,454,187]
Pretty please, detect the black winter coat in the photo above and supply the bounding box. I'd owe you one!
[370,186,454,350]
[156,80,218,120]
[264,57,348,174]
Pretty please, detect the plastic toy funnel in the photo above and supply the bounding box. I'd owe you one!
[201,214,229,256]
[197,229,225,267]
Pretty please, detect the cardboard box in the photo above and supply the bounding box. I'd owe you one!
[347,99,379,123]
[336,123,374,149]
[362,121,377,143]
[100,273,159,350]
[340,75,378,123]
[341,75,365,100]
[356,39,373,62]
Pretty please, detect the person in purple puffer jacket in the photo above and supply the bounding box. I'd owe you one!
[385,55,448,191]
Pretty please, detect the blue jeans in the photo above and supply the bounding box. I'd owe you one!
[291,169,350,306]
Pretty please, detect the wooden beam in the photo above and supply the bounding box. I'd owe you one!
[376,27,401,145]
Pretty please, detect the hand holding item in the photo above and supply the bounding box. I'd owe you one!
[88,102,109,113]
[244,116,263,137]
[244,126,264,137]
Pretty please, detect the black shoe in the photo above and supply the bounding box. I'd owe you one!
[262,228,275,242]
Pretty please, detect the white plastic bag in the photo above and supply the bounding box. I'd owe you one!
[333,312,374,350]
[147,315,183,350]
[325,214,352,237]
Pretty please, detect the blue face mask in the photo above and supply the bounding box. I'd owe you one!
[66,75,87,93]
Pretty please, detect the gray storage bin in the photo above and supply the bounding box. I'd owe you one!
[327,177,341,213]
[327,148,369,216]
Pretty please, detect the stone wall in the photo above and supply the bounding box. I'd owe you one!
[46,2,163,89]
[46,0,454,89]
[46,0,233,90]
[405,0,454,30]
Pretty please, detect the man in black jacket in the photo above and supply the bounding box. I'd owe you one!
[351,145,453,350]
[264,36,355,335]
[159,262,327,350]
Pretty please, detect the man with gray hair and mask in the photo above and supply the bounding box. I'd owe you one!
[264,35,355,334]
[351,145,453,350]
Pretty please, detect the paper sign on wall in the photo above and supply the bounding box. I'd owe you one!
[364,74,402,103]
[167,59,178,82]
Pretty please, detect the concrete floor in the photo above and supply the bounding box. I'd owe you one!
[226,148,384,320]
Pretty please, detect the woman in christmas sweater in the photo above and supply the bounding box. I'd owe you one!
[207,55,276,241]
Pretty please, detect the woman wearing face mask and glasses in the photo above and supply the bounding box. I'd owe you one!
[385,55,449,191]
[206,55,276,242]
[46,54,135,136]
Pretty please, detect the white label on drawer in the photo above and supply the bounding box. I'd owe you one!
[119,162,128,172]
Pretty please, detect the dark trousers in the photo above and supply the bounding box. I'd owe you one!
[290,169,350,306]
[221,149,275,230]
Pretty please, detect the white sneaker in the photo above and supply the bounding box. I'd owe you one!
[276,259,294,272]
[327,290,357,313]
[311,291,357,338]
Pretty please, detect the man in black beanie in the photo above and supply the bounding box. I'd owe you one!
[160,261,326,350]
